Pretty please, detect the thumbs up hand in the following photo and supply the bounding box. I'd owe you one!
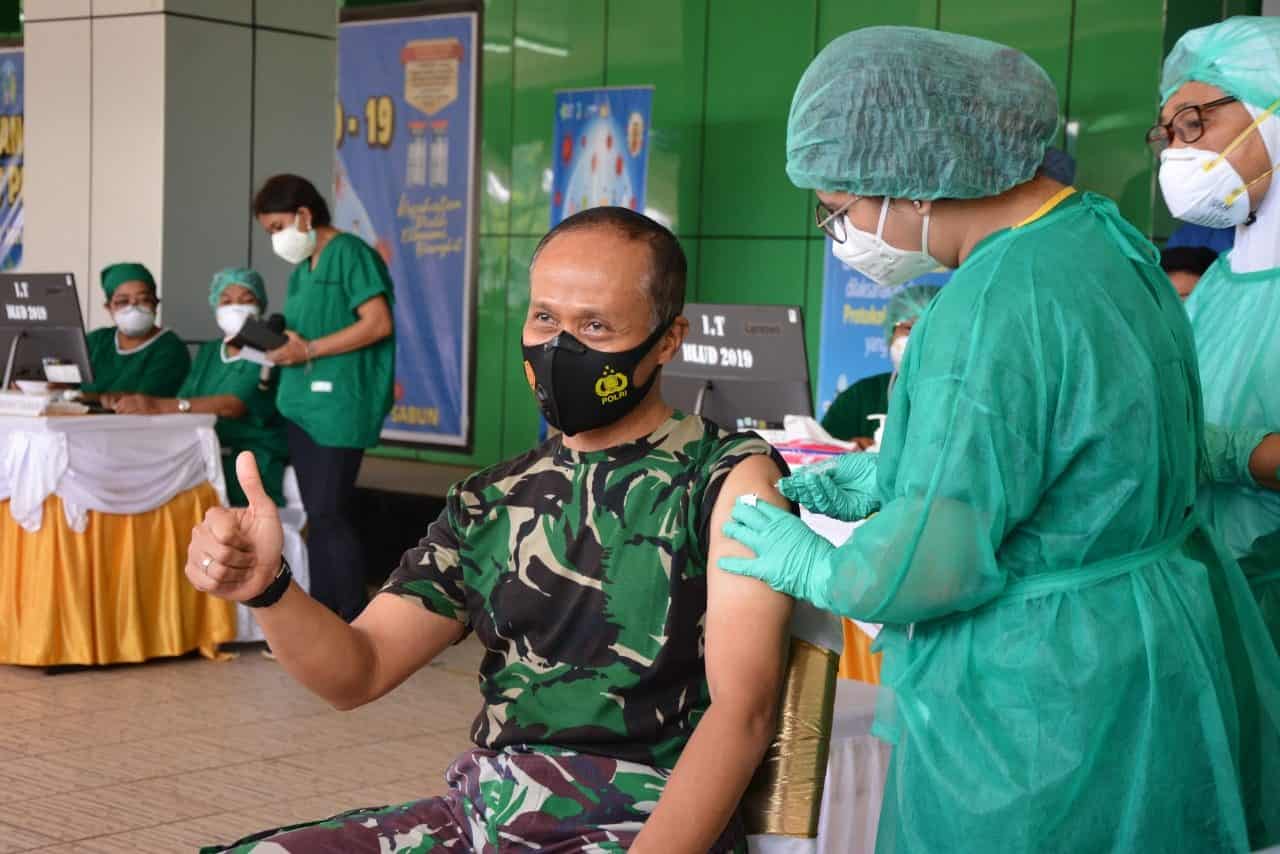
[185,451,286,602]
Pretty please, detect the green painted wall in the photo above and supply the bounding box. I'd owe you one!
[344,0,1258,472]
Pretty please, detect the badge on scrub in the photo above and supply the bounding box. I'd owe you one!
[311,380,333,393]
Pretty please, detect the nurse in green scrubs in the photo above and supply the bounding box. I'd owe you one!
[252,174,395,622]
[107,267,289,508]
[83,262,190,402]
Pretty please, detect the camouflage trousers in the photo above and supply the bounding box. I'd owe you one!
[201,745,747,853]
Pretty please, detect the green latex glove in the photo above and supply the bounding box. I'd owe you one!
[777,452,881,521]
[1202,423,1271,486]
[720,497,837,610]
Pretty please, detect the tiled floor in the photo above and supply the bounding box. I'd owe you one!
[0,636,484,852]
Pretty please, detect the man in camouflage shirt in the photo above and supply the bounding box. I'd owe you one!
[189,207,795,853]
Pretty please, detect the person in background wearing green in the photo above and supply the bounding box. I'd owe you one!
[84,262,190,402]
[1154,16,1280,652]
[719,26,1280,852]
[107,267,289,509]
[251,174,394,622]
[821,285,940,445]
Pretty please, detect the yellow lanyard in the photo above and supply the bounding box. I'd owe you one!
[1014,186,1077,229]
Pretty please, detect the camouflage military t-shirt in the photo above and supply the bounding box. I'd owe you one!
[382,412,784,771]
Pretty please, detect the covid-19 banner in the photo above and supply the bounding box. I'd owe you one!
[0,49,22,271]
[815,239,950,418]
[550,87,653,227]
[336,12,476,447]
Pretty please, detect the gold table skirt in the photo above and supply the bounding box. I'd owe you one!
[839,618,882,684]
[0,484,236,666]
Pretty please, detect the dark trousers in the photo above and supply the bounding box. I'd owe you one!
[286,420,368,622]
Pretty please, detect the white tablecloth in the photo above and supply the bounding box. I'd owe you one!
[0,414,227,532]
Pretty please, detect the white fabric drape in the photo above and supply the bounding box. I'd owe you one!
[0,414,227,532]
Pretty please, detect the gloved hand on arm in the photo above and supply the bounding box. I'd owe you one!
[1203,424,1280,490]
[776,452,881,522]
[719,496,838,611]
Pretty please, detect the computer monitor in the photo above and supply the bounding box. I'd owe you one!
[0,273,95,388]
[664,303,811,430]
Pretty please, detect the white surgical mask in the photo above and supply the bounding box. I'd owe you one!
[216,304,260,338]
[271,215,317,265]
[114,305,155,337]
[889,334,909,370]
[831,197,943,288]
[1158,101,1280,230]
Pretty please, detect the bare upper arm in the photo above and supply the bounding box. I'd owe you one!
[350,592,466,704]
[356,295,394,338]
[705,454,794,708]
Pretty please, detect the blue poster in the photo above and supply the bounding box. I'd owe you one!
[551,87,653,226]
[815,239,950,418]
[336,13,476,447]
[0,49,22,271]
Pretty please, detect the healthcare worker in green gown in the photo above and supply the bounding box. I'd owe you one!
[252,174,395,622]
[106,268,289,508]
[83,262,190,401]
[1153,16,1280,651]
[821,285,940,445]
[720,27,1280,852]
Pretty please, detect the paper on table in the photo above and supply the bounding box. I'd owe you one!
[44,364,82,384]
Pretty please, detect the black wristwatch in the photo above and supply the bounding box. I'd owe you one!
[245,557,293,609]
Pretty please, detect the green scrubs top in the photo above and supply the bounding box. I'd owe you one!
[277,233,395,449]
[178,341,289,508]
[82,327,191,397]
[820,371,891,441]
[823,191,1280,851]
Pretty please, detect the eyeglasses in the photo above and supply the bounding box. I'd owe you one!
[1146,96,1238,154]
[814,197,859,243]
[109,296,158,310]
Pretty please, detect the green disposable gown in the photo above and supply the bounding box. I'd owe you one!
[823,192,1279,852]
[1185,256,1280,651]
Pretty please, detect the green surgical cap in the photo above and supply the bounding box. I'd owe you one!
[883,285,942,342]
[787,27,1059,200]
[1161,16,1280,110]
[208,267,268,310]
[100,262,155,299]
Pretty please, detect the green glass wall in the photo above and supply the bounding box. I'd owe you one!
[343,0,1258,471]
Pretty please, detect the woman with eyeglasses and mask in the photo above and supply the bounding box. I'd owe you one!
[717,26,1280,853]
[83,262,191,404]
[1153,17,1280,655]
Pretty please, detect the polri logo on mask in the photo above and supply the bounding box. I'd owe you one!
[521,322,670,436]
[594,366,629,404]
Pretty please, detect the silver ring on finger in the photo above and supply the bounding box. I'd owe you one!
[201,555,214,574]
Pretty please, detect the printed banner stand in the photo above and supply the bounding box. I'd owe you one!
[815,239,950,419]
[336,9,478,448]
[550,87,653,228]
[0,48,22,272]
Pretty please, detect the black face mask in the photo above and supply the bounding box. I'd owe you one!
[522,323,670,437]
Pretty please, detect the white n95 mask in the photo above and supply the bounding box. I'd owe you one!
[216,304,260,338]
[1158,147,1259,229]
[115,306,155,337]
[271,217,317,265]
[832,197,942,288]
